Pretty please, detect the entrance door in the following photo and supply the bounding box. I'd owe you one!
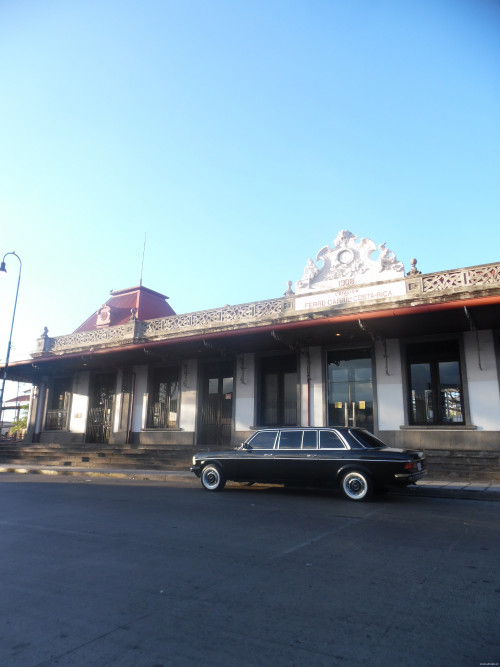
[199,363,234,447]
[260,355,298,426]
[86,373,116,443]
[327,349,374,432]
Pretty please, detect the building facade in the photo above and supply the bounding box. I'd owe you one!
[6,231,500,472]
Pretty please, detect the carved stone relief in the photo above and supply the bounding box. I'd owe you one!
[295,230,405,293]
[96,305,111,327]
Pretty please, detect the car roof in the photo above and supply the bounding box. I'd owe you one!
[250,427,353,432]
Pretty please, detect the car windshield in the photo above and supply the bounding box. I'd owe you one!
[245,431,278,449]
[349,429,387,449]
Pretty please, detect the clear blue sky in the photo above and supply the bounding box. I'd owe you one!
[1,0,499,384]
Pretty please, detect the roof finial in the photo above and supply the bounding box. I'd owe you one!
[407,258,421,276]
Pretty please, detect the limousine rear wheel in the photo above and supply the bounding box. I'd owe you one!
[201,464,226,492]
[341,470,373,501]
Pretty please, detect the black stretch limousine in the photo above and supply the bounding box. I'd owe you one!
[191,427,426,502]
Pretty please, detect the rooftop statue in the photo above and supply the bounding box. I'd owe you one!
[295,230,405,293]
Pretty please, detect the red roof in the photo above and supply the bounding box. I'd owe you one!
[6,394,30,403]
[74,285,176,333]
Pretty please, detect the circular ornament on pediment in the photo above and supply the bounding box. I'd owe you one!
[338,249,355,265]
[329,246,361,278]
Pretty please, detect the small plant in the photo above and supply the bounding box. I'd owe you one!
[8,405,28,438]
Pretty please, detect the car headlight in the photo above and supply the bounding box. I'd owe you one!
[192,456,197,465]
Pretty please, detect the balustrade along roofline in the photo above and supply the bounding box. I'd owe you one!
[28,262,500,358]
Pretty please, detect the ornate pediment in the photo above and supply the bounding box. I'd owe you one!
[295,230,404,293]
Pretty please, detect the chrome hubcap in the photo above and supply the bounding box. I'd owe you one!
[202,467,220,489]
[349,479,363,493]
[344,473,367,499]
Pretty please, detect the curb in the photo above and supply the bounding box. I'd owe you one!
[391,481,500,502]
[0,465,192,482]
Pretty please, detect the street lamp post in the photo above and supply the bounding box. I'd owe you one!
[0,251,22,423]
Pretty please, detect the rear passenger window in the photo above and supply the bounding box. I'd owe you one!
[319,430,346,449]
[278,431,303,449]
[302,431,318,449]
[248,431,278,449]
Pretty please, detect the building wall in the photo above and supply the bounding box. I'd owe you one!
[299,346,324,427]
[375,338,405,431]
[131,360,197,446]
[464,330,500,431]
[299,352,308,427]
[28,329,500,457]
[37,372,90,445]
[69,371,90,436]
[132,365,148,432]
[179,359,198,433]
[26,380,46,442]
[112,369,124,435]
[379,330,500,451]
[235,353,255,434]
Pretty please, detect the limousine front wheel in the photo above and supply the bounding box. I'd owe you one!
[201,464,226,492]
[341,470,373,501]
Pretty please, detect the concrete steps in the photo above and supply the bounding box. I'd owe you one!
[423,449,500,483]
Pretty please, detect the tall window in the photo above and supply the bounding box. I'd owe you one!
[147,367,179,429]
[45,378,72,430]
[407,340,464,425]
[260,355,297,426]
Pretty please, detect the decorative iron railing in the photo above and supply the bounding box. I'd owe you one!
[421,264,500,293]
[36,297,294,355]
[143,298,293,338]
[86,407,111,444]
[44,409,68,430]
[45,322,136,353]
[146,402,178,429]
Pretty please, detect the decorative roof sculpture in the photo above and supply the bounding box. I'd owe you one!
[73,285,176,332]
[295,230,405,294]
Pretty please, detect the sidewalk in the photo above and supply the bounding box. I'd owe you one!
[1,463,500,501]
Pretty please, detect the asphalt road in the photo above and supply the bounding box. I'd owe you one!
[1,474,499,667]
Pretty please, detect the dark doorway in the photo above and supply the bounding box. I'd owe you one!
[198,362,234,447]
[327,349,374,432]
[86,373,116,443]
[260,355,298,426]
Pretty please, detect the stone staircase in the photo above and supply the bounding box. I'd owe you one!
[1,442,499,482]
[0,441,194,471]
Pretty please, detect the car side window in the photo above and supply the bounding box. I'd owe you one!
[248,431,278,449]
[319,430,346,449]
[278,431,303,449]
[302,430,318,449]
